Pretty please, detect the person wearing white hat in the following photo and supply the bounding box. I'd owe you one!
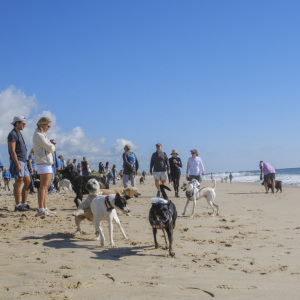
[7,116,32,212]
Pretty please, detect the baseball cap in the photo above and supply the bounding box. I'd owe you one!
[190,149,197,153]
[11,115,26,125]
[156,143,162,147]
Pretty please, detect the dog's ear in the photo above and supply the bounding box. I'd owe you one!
[116,192,121,198]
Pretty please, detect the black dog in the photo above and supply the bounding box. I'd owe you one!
[149,185,177,257]
[139,176,145,184]
[60,164,109,207]
[261,180,282,192]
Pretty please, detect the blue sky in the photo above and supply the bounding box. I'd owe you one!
[1,0,299,174]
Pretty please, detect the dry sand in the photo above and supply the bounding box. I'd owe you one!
[0,177,299,299]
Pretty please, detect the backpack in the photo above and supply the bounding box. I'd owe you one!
[127,152,136,170]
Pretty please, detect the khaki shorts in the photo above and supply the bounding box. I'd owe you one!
[153,171,168,181]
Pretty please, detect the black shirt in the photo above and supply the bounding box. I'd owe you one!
[169,156,182,174]
[7,129,27,163]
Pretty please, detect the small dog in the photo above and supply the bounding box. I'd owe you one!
[60,164,108,207]
[101,187,141,198]
[261,180,282,192]
[58,178,73,192]
[74,179,103,234]
[140,177,145,184]
[221,176,228,183]
[149,185,177,257]
[181,179,219,217]
[91,193,130,247]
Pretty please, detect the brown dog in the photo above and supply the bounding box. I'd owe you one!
[101,187,141,198]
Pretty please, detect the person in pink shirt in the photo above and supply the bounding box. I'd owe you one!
[259,161,276,193]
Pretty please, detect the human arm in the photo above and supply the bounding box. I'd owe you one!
[186,159,190,180]
[149,153,154,175]
[8,141,21,172]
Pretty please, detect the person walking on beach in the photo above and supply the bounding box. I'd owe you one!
[186,149,205,183]
[33,117,56,216]
[81,157,91,176]
[150,143,170,197]
[3,168,11,191]
[7,116,32,212]
[169,149,182,198]
[122,144,139,188]
[259,161,276,193]
[229,172,233,183]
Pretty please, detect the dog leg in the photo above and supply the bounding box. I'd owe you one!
[108,216,116,248]
[152,228,159,249]
[162,229,168,249]
[182,199,190,216]
[190,198,196,217]
[166,225,175,257]
[74,215,86,234]
[94,220,105,246]
[113,214,128,240]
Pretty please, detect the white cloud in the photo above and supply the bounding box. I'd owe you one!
[0,86,137,170]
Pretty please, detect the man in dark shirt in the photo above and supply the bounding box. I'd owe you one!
[7,116,32,212]
[122,144,139,188]
[150,143,170,197]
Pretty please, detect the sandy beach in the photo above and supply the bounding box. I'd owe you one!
[0,177,299,299]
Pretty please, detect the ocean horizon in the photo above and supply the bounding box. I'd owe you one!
[206,167,300,186]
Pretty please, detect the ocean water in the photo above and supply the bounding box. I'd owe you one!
[208,168,300,186]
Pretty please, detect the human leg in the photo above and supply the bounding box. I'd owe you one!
[14,177,23,205]
[130,173,136,187]
[123,174,130,188]
[21,176,31,204]
[38,173,52,209]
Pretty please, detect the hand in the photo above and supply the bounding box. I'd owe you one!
[260,175,262,180]
[16,163,22,173]
[186,176,189,181]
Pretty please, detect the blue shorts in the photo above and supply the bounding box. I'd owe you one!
[10,160,30,179]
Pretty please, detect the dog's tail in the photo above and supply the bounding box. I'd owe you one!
[212,178,216,189]
[159,184,171,200]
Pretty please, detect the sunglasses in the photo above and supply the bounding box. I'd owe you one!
[191,152,196,154]
[44,124,51,128]
[21,122,26,126]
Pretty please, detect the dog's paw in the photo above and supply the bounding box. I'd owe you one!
[111,243,116,248]
[182,212,186,216]
[169,251,175,257]
[94,236,100,241]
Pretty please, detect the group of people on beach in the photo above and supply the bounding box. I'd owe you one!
[3,114,277,217]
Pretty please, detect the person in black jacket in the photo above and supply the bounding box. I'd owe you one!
[122,144,139,188]
[169,149,182,198]
[150,143,170,197]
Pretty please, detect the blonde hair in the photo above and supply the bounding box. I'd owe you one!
[36,117,52,132]
[67,159,71,165]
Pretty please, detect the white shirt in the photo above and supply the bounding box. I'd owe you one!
[186,156,205,176]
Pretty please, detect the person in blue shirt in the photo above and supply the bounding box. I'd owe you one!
[3,168,11,191]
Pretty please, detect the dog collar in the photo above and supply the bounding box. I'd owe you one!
[186,187,194,199]
[105,196,114,212]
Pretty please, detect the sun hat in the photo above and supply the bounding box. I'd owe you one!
[11,115,26,125]
[170,149,178,155]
